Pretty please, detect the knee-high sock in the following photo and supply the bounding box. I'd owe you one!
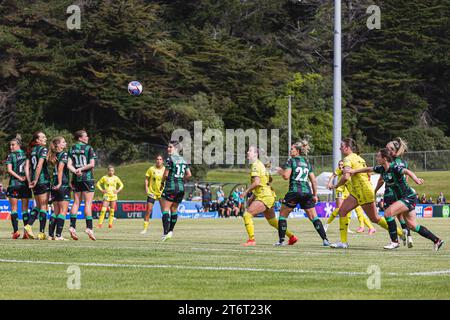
[243,212,255,241]
[339,216,349,243]
[70,214,77,229]
[169,212,178,232]
[386,216,399,242]
[38,209,47,233]
[327,208,339,224]
[22,210,30,226]
[267,217,294,238]
[355,206,375,229]
[278,217,287,242]
[48,213,57,237]
[108,208,115,225]
[56,214,65,237]
[414,225,439,243]
[28,208,39,226]
[311,217,328,240]
[11,212,19,233]
[399,219,411,236]
[162,211,170,235]
[86,216,93,230]
[378,217,404,237]
[98,207,107,225]
[143,221,149,230]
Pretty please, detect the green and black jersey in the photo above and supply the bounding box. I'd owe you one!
[5,150,27,187]
[30,145,50,184]
[373,162,415,200]
[69,142,97,183]
[383,157,408,201]
[164,155,188,193]
[283,156,313,194]
[53,152,70,187]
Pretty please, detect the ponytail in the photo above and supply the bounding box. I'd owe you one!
[388,137,408,157]
[27,131,43,158]
[48,137,64,165]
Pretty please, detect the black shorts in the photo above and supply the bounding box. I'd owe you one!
[7,185,32,199]
[51,186,71,202]
[383,192,397,210]
[162,189,185,204]
[399,195,417,212]
[72,181,95,193]
[33,183,51,196]
[283,192,316,209]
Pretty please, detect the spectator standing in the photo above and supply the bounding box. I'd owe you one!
[427,196,433,204]
[0,183,7,200]
[216,187,225,203]
[420,193,427,204]
[437,192,446,204]
[195,183,212,212]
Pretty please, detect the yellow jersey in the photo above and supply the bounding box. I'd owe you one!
[96,175,124,198]
[342,153,373,194]
[145,165,165,198]
[250,159,272,198]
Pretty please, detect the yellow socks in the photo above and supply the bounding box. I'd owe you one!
[267,217,294,238]
[143,221,149,231]
[355,206,365,228]
[99,207,107,225]
[108,208,115,225]
[243,212,255,240]
[339,216,349,243]
[327,208,340,224]
[378,217,403,236]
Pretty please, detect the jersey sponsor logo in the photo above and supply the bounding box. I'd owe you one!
[423,206,433,218]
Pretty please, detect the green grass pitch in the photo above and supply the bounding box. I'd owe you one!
[0,218,449,299]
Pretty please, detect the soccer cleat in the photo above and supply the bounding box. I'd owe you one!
[24,225,35,239]
[69,227,79,241]
[434,239,444,252]
[288,235,298,246]
[242,239,256,246]
[140,229,148,235]
[368,228,376,235]
[22,232,30,240]
[330,242,348,249]
[323,224,329,232]
[273,241,286,246]
[160,234,168,241]
[85,228,96,241]
[47,236,55,241]
[356,227,365,233]
[37,232,47,240]
[407,236,414,248]
[12,232,20,240]
[108,224,113,229]
[402,229,408,246]
[96,224,103,229]
[323,239,330,247]
[383,242,400,250]
[55,236,69,241]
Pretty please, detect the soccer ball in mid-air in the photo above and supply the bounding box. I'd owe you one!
[128,81,143,96]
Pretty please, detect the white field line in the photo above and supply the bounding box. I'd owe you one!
[0,258,449,277]
[2,242,450,258]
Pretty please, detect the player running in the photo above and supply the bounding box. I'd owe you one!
[348,148,444,251]
[24,131,51,240]
[275,141,329,246]
[325,160,376,234]
[96,165,124,229]
[159,140,191,241]
[48,137,71,240]
[240,145,298,246]
[329,138,404,249]
[5,135,32,239]
[141,155,165,235]
[376,137,413,247]
[67,130,97,241]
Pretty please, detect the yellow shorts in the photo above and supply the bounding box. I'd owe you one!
[103,194,118,202]
[336,188,350,199]
[254,194,275,209]
[348,184,374,206]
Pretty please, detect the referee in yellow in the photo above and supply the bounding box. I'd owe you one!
[96,165,124,229]
[140,155,165,234]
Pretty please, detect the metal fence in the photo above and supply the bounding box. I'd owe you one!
[97,143,450,172]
